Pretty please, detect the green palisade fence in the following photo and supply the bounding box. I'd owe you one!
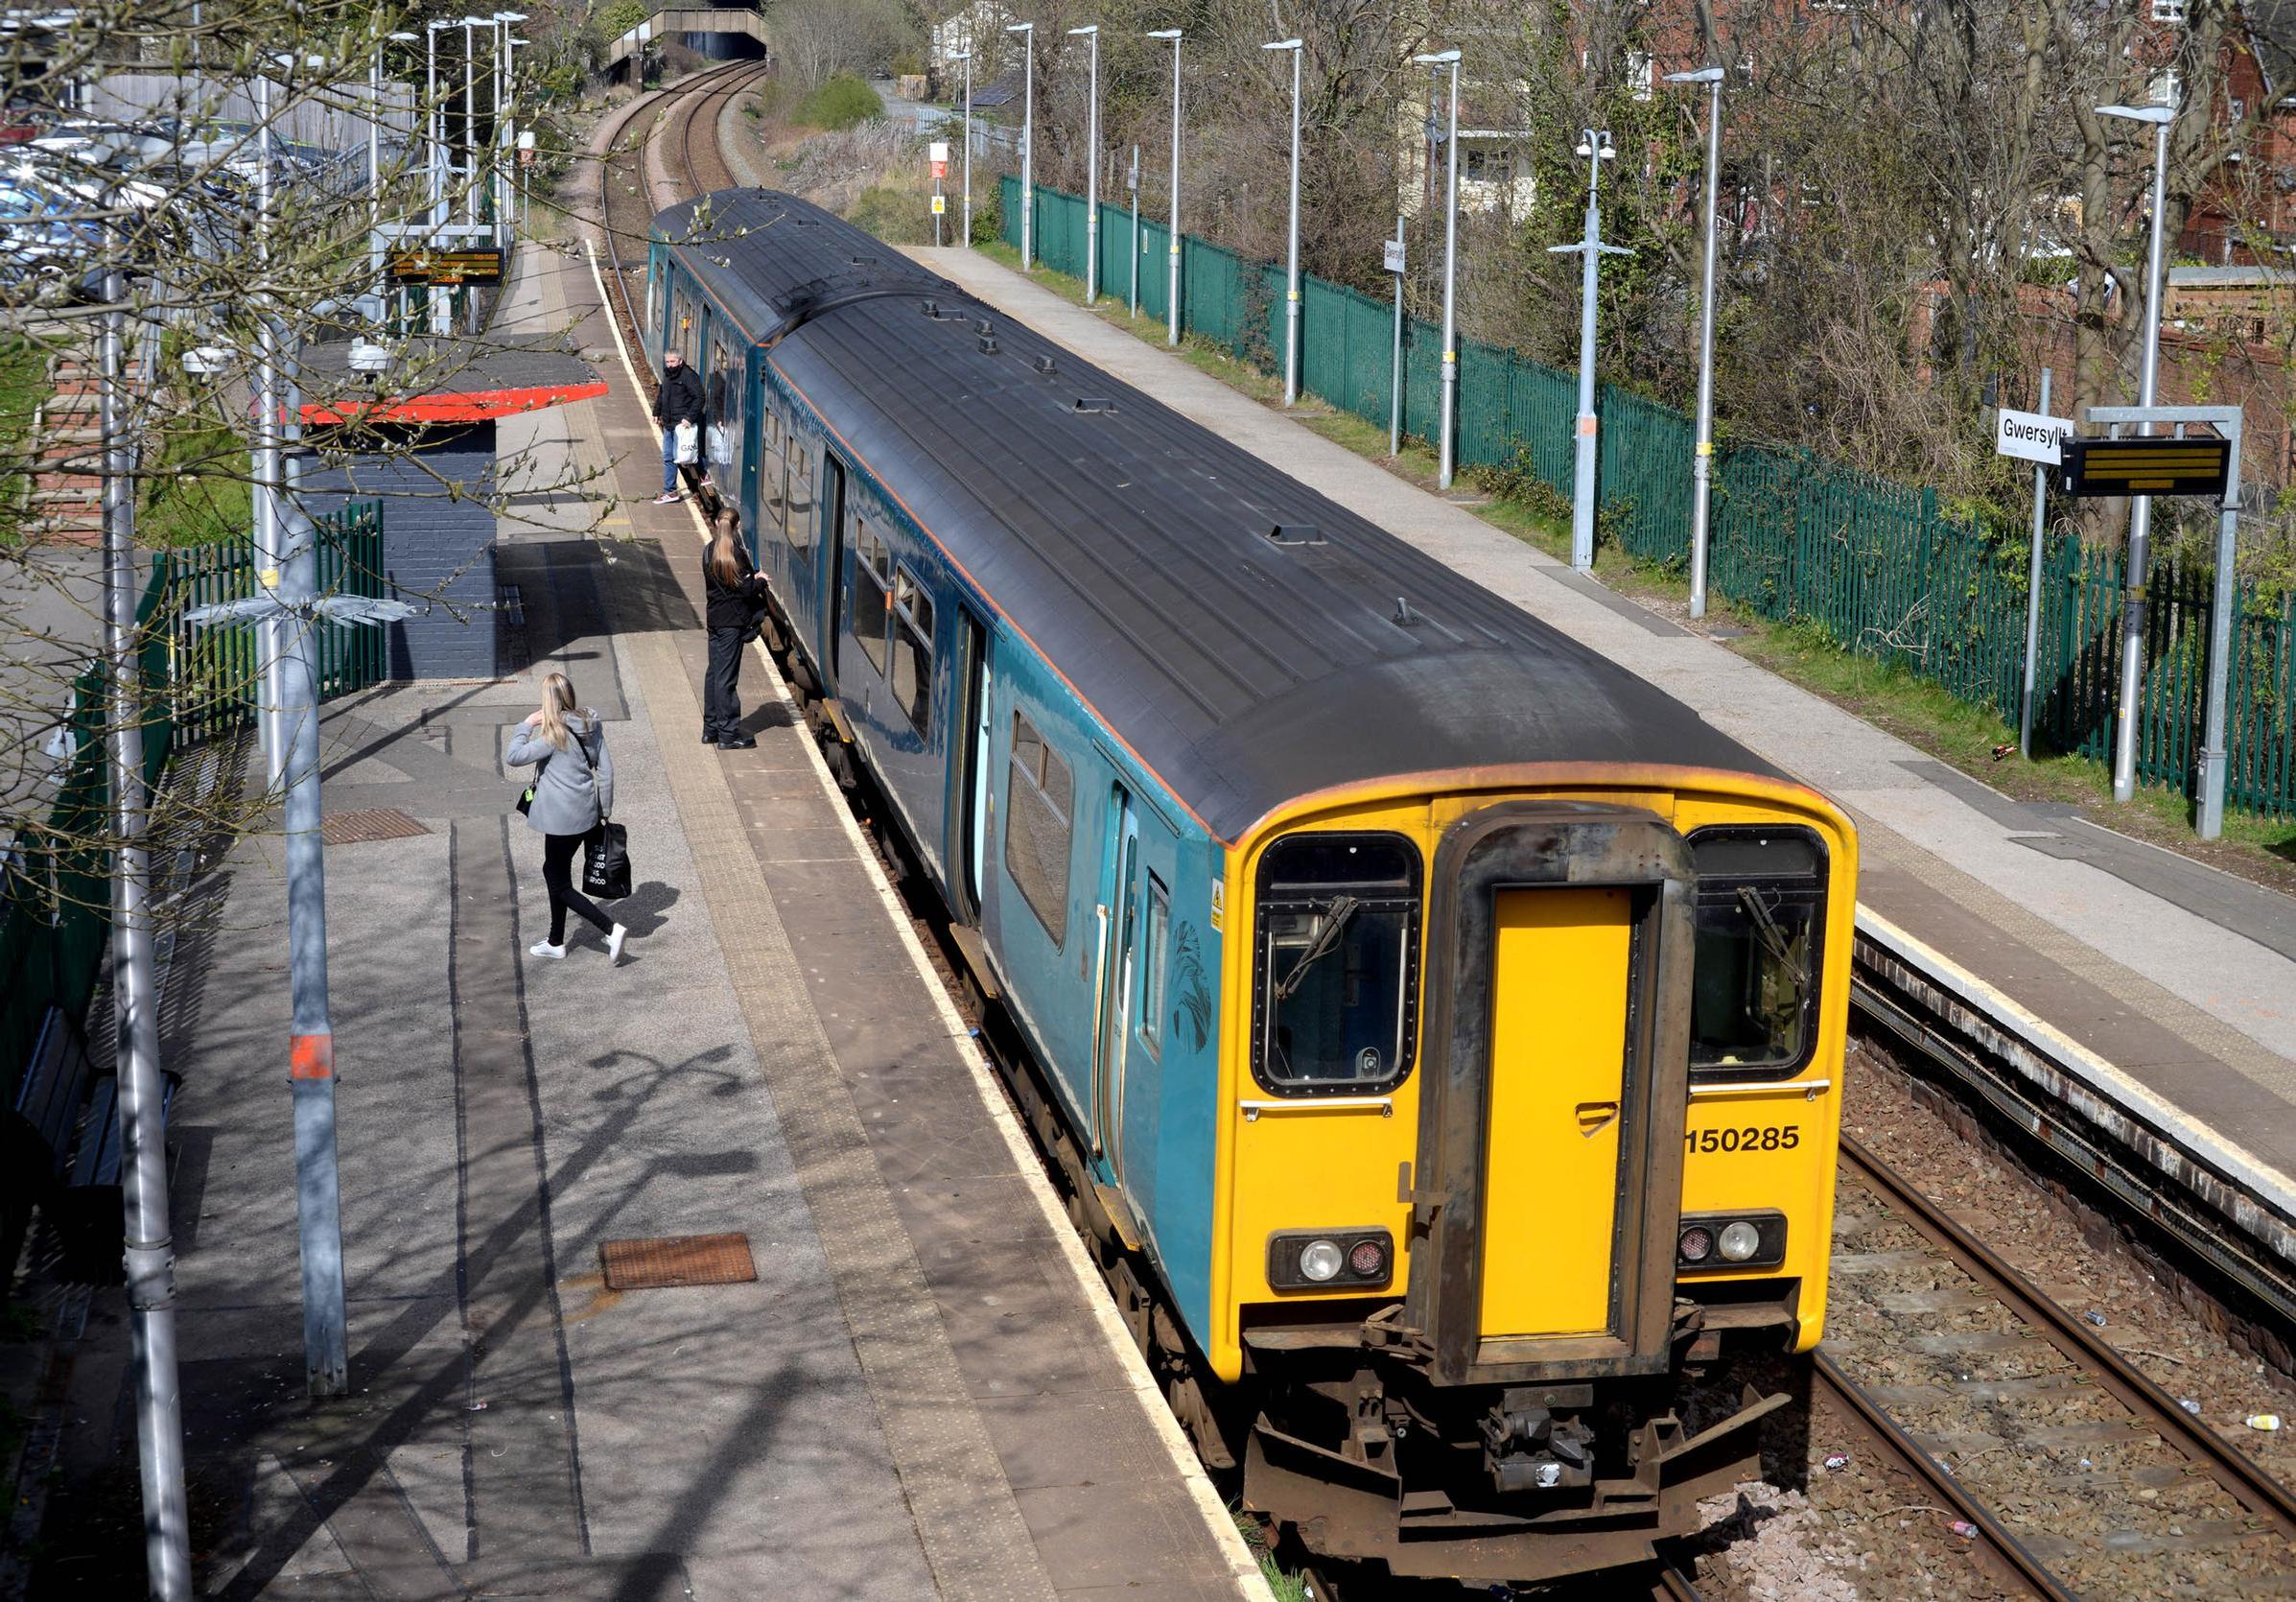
[1,502,387,1115]
[998,177,2296,818]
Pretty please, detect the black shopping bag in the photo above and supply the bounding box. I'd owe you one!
[583,820,631,900]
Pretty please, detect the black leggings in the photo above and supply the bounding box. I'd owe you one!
[542,831,612,946]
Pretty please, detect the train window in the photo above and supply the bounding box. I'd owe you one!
[1005,709,1072,944]
[1139,874,1169,1055]
[761,411,787,538]
[706,330,743,496]
[890,566,933,732]
[853,522,891,674]
[786,439,814,550]
[1686,827,1826,1081]
[1252,834,1421,1094]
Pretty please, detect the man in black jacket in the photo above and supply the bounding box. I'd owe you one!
[652,349,706,504]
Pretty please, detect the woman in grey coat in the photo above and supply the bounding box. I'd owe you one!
[506,671,628,964]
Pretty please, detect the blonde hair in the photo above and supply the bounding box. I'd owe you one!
[708,506,745,586]
[538,671,580,751]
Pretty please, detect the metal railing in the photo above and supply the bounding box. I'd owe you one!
[1002,176,2296,819]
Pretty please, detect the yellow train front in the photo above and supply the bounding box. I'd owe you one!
[1218,768,1851,1584]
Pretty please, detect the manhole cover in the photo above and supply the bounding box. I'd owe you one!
[599,1233,757,1291]
[320,808,431,845]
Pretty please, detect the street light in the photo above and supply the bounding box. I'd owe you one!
[1414,48,1460,485]
[1068,24,1100,301]
[1264,37,1302,405]
[949,47,972,244]
[1555,128,1627,572]
[425,19,454,233]
[2097,100,2175,805]
[1666,65,1726,618]
[459,15,487,223]
[1146,28,1183,346]
[1006,21,1034,269]
[494,12,527,235]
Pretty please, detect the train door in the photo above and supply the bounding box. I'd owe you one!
[949,611,995,918]
[1092,787,1141,1175]
[819,454,845,683]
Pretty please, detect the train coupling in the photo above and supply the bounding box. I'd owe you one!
[1481,1387,1597,1494]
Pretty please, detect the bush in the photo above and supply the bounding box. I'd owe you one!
[797,73,883,131]
[846,183,932,246]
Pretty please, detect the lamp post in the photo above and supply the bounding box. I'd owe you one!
[1414,48,1460,484]
[1146,28,1182,346]
[1069,24,1100,300]
[949,47,972,244]
[426,18,453,235]
[1264,37,1303,405]
[1553,128,1628,573]
[1006,21,1034,269]
[1666,65,1726,618]
[2097,100,2175,806]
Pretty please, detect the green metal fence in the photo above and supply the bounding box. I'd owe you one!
[1,503,387,1115]
[1000,176,2296,818]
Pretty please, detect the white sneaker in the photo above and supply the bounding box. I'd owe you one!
[528,939,566,959]
[606,924,628,965]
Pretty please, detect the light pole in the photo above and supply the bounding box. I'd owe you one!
[1264,37,1302,405]
[949,48,972,245]
[1553,128,1628,573]
[1068,25,1100,300]
[1414,48,1460,484]
[426,18,452,235]
[1667,65,1726,618]
[101,234,193,1602]
[1006,21,1034,269]
[1146,28,1182,346]
[1129,144,1140,316]
[2098,100,2175,805]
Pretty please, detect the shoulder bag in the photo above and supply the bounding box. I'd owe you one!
[575,723,632,900]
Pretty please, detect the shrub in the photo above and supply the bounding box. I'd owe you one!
[797,73,883,131]
[846,183,932,246]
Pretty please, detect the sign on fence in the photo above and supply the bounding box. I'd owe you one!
[1994,407,2073,465]
[2059,436,2233,499]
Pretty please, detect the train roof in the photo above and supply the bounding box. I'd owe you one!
[654,191,1785,844]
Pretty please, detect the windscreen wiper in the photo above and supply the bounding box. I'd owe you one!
[1275,895,1361,1001]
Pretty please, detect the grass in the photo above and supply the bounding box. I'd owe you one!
[137,419,252,549]
[966,236,2296,893]
[0,335,54,543]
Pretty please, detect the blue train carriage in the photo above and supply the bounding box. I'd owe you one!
[647,192,1858,1588]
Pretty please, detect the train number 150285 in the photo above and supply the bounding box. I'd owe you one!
[1685,1125,1800,1154]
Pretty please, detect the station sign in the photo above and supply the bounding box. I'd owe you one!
[387,247,505,287]
[1384,237,1406,274]
[2058,436,2234,500]
[1994,407,2073,466]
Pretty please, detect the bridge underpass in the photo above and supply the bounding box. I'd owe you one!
[606,8,767,78]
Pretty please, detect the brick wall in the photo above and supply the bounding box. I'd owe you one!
[304,423,500,681]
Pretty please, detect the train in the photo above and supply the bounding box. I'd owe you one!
[643,189,1856,1587]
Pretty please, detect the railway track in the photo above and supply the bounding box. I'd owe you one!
[594,78,2296,1597]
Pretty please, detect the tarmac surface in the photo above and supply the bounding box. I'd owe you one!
[13,237,1263,1599]
[907,240,2296,1190]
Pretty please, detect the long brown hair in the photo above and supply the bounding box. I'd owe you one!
[537,671,580,750]
[708,506,746,586]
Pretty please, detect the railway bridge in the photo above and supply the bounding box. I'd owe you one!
[604,6,767,76]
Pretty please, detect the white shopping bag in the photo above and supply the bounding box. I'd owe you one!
[673,419,699,464]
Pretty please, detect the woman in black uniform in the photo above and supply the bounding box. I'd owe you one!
[702,505,770,749]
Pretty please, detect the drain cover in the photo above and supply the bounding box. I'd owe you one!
[320,808,431,845]
[599,1233,757,1291]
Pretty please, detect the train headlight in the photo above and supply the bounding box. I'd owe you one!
[1676,1211,1788,1270]
[1267,1228,1394,1291]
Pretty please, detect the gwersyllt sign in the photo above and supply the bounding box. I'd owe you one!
[1995,407,2074,466]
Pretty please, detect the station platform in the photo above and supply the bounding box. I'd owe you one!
[906,244,2296,1203]
[17,238,1262,1599]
